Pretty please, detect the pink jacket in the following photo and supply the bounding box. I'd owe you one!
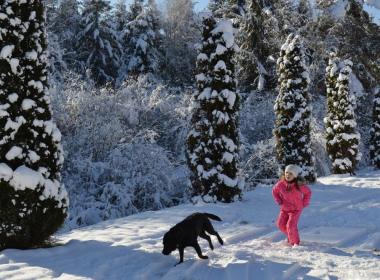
[272,180,311,212]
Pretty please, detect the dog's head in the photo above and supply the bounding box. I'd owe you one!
[162,228,181,255]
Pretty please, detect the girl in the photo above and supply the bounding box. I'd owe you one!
[272,164,312,246]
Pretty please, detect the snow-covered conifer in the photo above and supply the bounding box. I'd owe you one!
[113,0,128,32]
[370,88,380,168]
[0,0,68,249]
[52,0,80,70]
[76,0,121,85]
[324,54,361,174]
[127,0,163,77]
[274,34,316,182]
[162,0,199,84]
[187,14,241,202]
[238,0,269,91]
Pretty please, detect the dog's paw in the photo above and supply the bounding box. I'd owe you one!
[201,255,209,259]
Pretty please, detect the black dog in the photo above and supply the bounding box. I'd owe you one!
[162,212,224,265]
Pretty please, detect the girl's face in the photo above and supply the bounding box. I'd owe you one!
[285,171,295,182]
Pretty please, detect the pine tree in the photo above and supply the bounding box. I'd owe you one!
[76,0,121,85]
[370,88,380,169]
[324,55,361,174]
[0,0,68,249]
[187,14,241,202]
[274,34,316,182]
[127,0,163,77]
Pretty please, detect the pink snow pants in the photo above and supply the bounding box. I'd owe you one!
[276,210,302,245]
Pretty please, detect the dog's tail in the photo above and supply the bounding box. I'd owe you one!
[204,213,222,221]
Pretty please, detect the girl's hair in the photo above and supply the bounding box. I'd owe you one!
[280,174,301,191]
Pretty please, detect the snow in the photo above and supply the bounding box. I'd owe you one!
[9,58,19,74]
[21,98,37,110]
[0,163,13,181]
[8,93,18,103]
[0,45,14,58]
[25,50,38,61]
[214,60,226,71]
[5,146,23,160]
[212,20,235,49]
[1,169,380,279]
[9,165,43,191]
[28,80,44,93]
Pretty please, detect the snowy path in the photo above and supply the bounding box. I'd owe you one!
[1,169,380,279]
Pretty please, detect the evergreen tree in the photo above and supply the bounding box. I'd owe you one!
[370,88,380,169]
[113,0,128,32]
[162,0,199,84]
[116,0,143,84]
[52,0,81,70]
[76,0,121,85]
[187,14,241,202]
[0,0,68,249]
[238,0,270,91]
[324,54,361,174]
[209,0,244,23]
[317,0,380,93]
[127,0,163,77]
[274,34,316,182]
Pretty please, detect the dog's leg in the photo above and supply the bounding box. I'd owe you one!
[205,221,224,245]
[175,247,185,266]
[199,231,214,250]
[193,243,208,259]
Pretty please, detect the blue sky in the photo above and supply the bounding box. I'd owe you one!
[112,0,379,24]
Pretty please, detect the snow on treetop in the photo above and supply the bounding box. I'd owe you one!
[212,20,235,49]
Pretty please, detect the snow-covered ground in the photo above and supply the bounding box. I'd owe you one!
[1,169,380,280]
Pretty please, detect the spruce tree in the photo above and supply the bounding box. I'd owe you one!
[274,34,316,182]
[127,0,163,77]
[187,14,241,202]
[163,0,199,84]
[238,0,270,91]
[113,0,128,32]
[370,89,380,169]
[52,0,80,70]
[0,0,68,249]
[324,55,361,174]
[76,0,121,85]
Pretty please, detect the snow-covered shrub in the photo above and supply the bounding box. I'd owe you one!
[240,138,278,190]
[0,0,68,249]
[187,14,241,203]
[240,91,276,144]
[63,142,187,230]
[274,34,316,182]
[51,73,190,229]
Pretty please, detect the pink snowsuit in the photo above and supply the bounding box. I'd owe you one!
[272,179,311,245]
